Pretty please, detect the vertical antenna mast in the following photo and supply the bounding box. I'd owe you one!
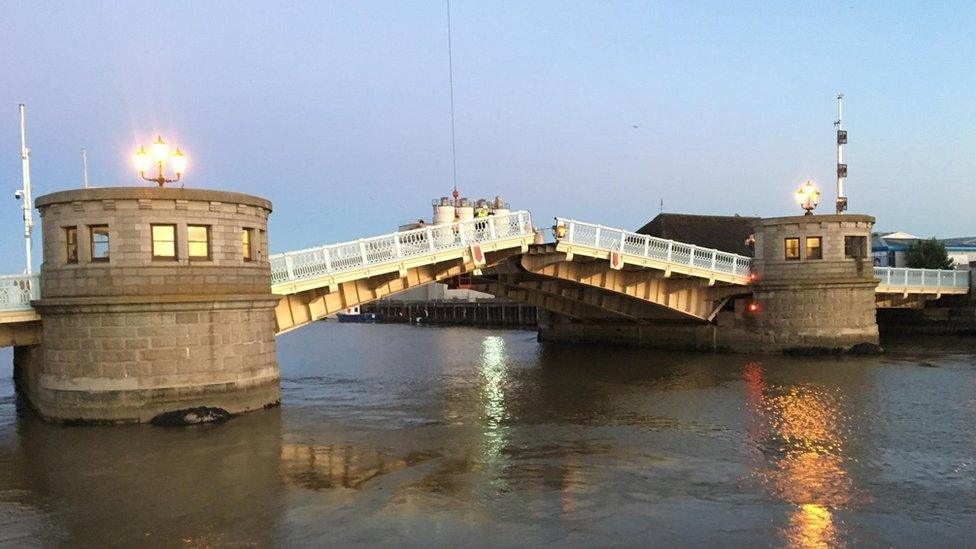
[446,0,459,196]
[835,93,848,213]
[82,148,89,189]
[18,104,34,275]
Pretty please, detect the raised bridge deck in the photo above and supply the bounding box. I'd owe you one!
[554,218,753,285]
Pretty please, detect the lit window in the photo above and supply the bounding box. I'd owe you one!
[806,236,823,260]
[845,236,867,259]
[151,224,177,259]
[65,227,78,264]
[90,225,110,262]
[242,228,253,262]
[188,225,210,260]
[784,237,800,260]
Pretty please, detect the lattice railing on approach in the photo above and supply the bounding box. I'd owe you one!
[555,218,753,279]
[0,273,40,313]
[874,266,970,290]
[270,210,533,285]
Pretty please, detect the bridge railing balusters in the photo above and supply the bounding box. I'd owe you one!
[267,210,532,285]
[0,273,39,312]
[552,217,758,283]
[874,266,970,292]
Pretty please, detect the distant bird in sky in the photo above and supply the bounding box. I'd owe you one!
[631,124,639,129]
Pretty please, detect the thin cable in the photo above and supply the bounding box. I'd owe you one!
[446,0,458,190]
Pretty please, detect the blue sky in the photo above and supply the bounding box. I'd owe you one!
[1,1,974,273]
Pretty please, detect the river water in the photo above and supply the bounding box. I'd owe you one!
[0,323,973,547]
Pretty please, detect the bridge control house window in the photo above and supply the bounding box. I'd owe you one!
[151,224,177,260]
[845,235,867,259]
[90,225,110,262]
[64,226,78,264]
[188,225,211,261]
[805,236,823,260]
[784,237,800,260]
[242,228,254,261]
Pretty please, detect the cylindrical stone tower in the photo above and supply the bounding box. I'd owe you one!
[19,187,281,423]
[751,214,879,352]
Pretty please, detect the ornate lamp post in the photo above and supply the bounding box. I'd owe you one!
[133,136,187,187]
[795,180,820,216]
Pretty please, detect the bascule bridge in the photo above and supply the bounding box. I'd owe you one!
[0,186,969,423]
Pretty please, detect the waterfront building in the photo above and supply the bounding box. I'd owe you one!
[872,232,976,269]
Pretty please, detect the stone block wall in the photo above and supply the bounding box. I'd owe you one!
[37,188,271,298]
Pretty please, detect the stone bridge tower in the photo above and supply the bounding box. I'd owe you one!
[15,187,281,423]
[750,214,879,351]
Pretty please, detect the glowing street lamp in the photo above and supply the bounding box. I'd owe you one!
[794,180,820,216]
[134,135,187,187]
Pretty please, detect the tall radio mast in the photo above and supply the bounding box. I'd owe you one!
[17,104,34,274]
[835,93,848,213]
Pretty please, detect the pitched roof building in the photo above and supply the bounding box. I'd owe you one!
[635,213,759,257]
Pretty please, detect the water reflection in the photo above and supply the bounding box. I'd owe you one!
[3,408,285,547]
[480,336,509,457]
[743,361,854,548]
[279,443,437,490]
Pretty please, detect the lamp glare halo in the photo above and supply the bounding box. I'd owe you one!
[133,136,188,186]
[171,148,188,175]
[133,147,152,174]
[150,135,170,163]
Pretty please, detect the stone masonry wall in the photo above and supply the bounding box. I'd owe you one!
[38,188,271,299]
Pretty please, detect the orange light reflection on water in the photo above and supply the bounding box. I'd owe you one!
[742,362,852,548]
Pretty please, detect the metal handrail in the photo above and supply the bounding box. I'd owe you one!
[270,210,533,285]
[0,273,40,312]
[554,218,753,278]
[874,266,970,290]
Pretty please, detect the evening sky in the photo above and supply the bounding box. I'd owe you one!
[1,1,973,272]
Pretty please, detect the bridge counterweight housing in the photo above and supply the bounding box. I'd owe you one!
[16,187,281,424]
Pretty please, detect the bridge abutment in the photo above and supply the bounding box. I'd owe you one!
[19,187,281,424]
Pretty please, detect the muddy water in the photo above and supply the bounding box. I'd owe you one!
[0,323,973,546]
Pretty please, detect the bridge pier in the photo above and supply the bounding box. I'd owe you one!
[16,187,281,424]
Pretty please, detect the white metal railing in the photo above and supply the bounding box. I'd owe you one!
[270,210,533,285]
[555,218,753,279]
[0,273,40,313]
[874,266,970,291]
